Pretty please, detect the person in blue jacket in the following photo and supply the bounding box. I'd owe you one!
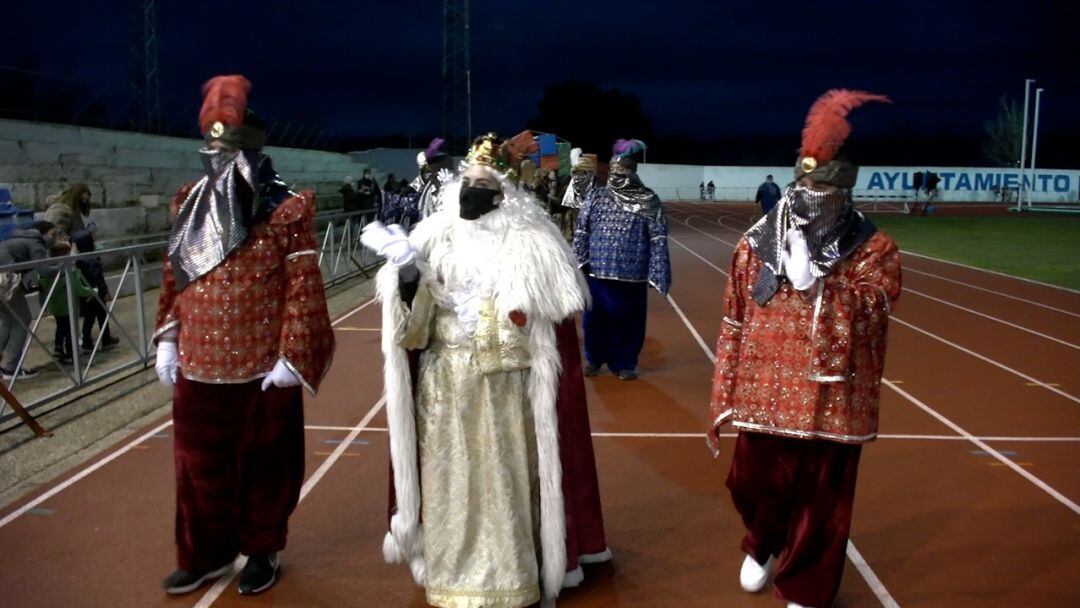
[573,139,671,380]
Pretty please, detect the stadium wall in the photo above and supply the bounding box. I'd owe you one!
[0,119,379,240]
[638,163,1080,204]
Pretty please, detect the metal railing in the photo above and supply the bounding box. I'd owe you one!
[0,209,380,425]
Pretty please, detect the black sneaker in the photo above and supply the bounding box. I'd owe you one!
[1,367,38,380]
[101,336,120,349]
[52,351,73,364]
[237,553,280,595]
[162,561,233,595]
[584,363,602,377]
[617,369,638,381]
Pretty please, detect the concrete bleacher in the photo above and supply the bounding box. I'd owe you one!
[0,118,377,240]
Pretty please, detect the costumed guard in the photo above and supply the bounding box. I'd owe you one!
[153,75,335,596]
[363,133,596,607]
[413,138,457,219]
[707,90,900,608]
[559,148,597,241]
[573,139,671,381]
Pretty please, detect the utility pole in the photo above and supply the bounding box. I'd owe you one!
[443,0,471,154]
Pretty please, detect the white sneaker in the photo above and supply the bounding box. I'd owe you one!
[739,554,771,592]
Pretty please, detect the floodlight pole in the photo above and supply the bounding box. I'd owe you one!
[1018,79,1034,210]
[1029,88,1044,208]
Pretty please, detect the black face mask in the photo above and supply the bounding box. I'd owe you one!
[459,186,499,220]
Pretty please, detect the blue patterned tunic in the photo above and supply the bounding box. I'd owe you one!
[573,187,672,295]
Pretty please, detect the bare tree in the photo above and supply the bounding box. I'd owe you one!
[983,95,1022,167]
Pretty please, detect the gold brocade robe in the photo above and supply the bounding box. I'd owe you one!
[398,284,543,608]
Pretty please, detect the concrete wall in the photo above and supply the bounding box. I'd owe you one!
[0,119,389,240]
[638,163,1080,203]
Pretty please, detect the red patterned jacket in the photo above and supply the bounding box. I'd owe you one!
[154,184,335,394]
[707,232,901,453]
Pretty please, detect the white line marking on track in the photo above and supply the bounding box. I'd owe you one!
[903,287,1080,350]
[672,216,1080,404]
[891,317,1080,405]
[301,426,1080,442]
[331,297,378,327]
[902,267,1080,319]
[193,396,387,608]
[0,420,174,530]
[883,380,1080,516]
[0,297,380,530]
[663,291,901,608]
[846,541,902,608]
[900,251,1080,296]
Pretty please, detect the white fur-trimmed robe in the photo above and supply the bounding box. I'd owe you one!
[378,178,588,602]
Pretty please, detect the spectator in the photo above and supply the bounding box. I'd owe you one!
[755,174,782,215]
[0,220,58,378]
[699,181,706,201]
[339,177,356,213]
[45,183,92,241]
[44,242,93,364]
[382,173,397,193]
[707,180,716,201]
[356,169,381,214]
[71,230,118,354]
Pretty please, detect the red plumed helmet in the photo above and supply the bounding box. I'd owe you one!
[800,89,891,165]
[198,75,252,135]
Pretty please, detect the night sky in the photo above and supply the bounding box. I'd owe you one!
[4,1,1078,164]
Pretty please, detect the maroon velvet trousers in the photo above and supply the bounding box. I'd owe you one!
[726,432,862,608]
[555,319,608,570]
[172,375,305,572]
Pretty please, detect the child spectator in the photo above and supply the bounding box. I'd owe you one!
[44,243,93,363]
[71,230,118,353]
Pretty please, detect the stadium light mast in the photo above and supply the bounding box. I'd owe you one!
[443,0,471,155]
[131,0,162,132]
[1028,87,1044,208]
[1018,79,1034,210]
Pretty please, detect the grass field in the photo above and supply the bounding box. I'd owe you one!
[868,214,1080,290]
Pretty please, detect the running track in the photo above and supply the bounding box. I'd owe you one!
[0,201,1077,607]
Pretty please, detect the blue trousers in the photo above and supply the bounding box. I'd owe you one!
[583,276,648,372]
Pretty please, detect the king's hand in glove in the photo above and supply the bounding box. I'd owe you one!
[360,221,415,268]
[781,228,817,292]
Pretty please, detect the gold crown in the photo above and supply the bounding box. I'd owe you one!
[466,133,503,168]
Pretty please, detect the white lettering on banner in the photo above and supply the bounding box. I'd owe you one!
[864,171,1074,193]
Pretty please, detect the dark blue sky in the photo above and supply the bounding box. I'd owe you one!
[4,1,1078,146]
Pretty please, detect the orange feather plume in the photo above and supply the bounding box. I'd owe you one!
[198,75,252,134]
[800,89,891,163]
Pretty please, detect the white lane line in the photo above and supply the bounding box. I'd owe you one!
[0,299,379,529]
[673,217,1080,404]
[669,236,730,278]
[193,396,387,608]
[903,287,1080,350]
[847,541,902,608]
[903,267,1080,319]
[663,291,901,608]
[883,380,1080,516]
[900,251,1080,296]
[891,317,1080,405]
[331,296,378,327]
[302,426,1080,442]
[0,420,174,530]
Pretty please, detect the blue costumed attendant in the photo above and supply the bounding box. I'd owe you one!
[572,139,671,380]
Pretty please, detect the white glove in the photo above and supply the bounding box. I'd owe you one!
[155,341,179,388]
[360,221,415,268]
[261,358,301,391]
[781,228,817,291]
